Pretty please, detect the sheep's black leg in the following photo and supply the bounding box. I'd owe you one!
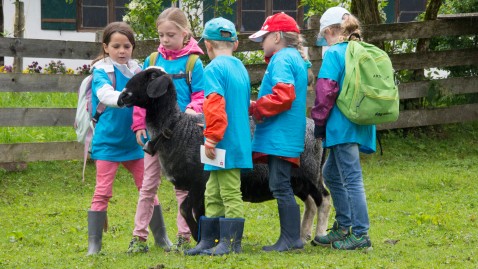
[180,195,200,242]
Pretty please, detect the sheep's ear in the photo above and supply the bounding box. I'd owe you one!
[146,75,171,98]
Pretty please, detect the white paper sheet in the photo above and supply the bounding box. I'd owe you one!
[200,145,226,168]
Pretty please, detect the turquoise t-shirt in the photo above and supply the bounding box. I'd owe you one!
[91,68,143,161]
[144,54,204,112]
[203,55,252,171]
[319,43,376,153]
[252,47,308,158]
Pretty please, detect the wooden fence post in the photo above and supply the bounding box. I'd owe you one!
[306,15,322,116]
[13,0,24,73]
[307,15,322,76]
[0,1,4,66]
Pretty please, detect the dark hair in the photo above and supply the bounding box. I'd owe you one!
[92,22,136,64]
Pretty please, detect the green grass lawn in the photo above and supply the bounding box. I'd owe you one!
[1,122,477,268]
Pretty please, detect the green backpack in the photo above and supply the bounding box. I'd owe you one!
[337,41,399,125]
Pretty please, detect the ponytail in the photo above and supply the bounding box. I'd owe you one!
[282,32,314,85]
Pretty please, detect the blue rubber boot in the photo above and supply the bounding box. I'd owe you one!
[202,218,245,256]
[184,216,220,256]
[262,204,304,252]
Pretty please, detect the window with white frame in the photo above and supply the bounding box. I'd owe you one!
[237,0,304,32]
[77,0,129,30]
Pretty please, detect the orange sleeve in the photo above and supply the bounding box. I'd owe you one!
[255,83,296,119]
[203,93,228,142]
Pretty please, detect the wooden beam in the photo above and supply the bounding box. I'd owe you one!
[391,49,478,70]
[377,103,478,130]
[0,141,83,162]
[0,38,100,60]
[399,77,478,99]
[1,15,477,58]
[0,73,85,92]
[1,105,477,163]
[0,108,75,127]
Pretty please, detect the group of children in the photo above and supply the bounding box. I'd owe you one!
[86,6,374,256]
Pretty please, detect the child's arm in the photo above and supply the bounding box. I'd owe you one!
[131,106,148,146]
[310,78,339,138]
[186,59,206,114]
[186,91,205,114]
[249,83,295,122]
[203,93,228,159]
[93,69,122,107]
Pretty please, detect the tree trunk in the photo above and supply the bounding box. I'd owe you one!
[412,0,443,81]
[351,0,382,47]
[350,0,382,25]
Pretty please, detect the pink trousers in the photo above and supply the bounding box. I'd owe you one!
[90,159,158,211]
[133,152,191,240]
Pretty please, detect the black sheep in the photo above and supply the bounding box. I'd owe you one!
[119,68,331,242]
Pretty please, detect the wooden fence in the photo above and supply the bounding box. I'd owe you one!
[1,14,477,167]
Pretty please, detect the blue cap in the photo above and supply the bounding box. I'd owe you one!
[201,17,237,42]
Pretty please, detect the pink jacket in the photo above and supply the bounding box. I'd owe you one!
[131,37,204,132]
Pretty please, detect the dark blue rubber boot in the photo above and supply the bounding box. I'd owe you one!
[202,218,245,256]
[262,204,304,252]
[184,216,220,255]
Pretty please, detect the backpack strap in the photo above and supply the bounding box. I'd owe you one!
[149,52,159,68]
[185,54,199,91]
[148,52,199,92]
[348,33,362,41]
[81,71,116,182]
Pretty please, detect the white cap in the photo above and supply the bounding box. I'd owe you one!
[316,6,350,46]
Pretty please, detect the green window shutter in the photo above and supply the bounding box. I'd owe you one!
[41,0,77,30]
[203,0,215,24]
[384,0,396,23]
[163,0,172,8]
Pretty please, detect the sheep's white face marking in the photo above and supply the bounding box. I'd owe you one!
[145,66,167,73]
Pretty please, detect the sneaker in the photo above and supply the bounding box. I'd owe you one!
[332,234,372,251]
[311,221,349,247]
[127,236,149,253]
[169,235,191,252]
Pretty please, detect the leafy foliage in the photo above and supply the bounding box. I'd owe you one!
[429,0,478,77]
[301,0,350,19]
[123,0,164,40]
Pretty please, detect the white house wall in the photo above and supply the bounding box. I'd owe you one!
[3,0,96,71]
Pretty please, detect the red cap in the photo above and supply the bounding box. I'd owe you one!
[249,12,300,42]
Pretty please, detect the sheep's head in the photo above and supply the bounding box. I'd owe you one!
[119,67,173,108]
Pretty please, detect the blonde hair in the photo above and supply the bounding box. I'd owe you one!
[326,14,362,43]
[206,39,235,50]
[156,7,192,46]
[281,31,314,85]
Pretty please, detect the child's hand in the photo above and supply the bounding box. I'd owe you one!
[314,125,326,140]
[136,129,147,146]
[204,138,218,159]
[185,108,197,115]
[248,101,256,116]
[249,101,264,123]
